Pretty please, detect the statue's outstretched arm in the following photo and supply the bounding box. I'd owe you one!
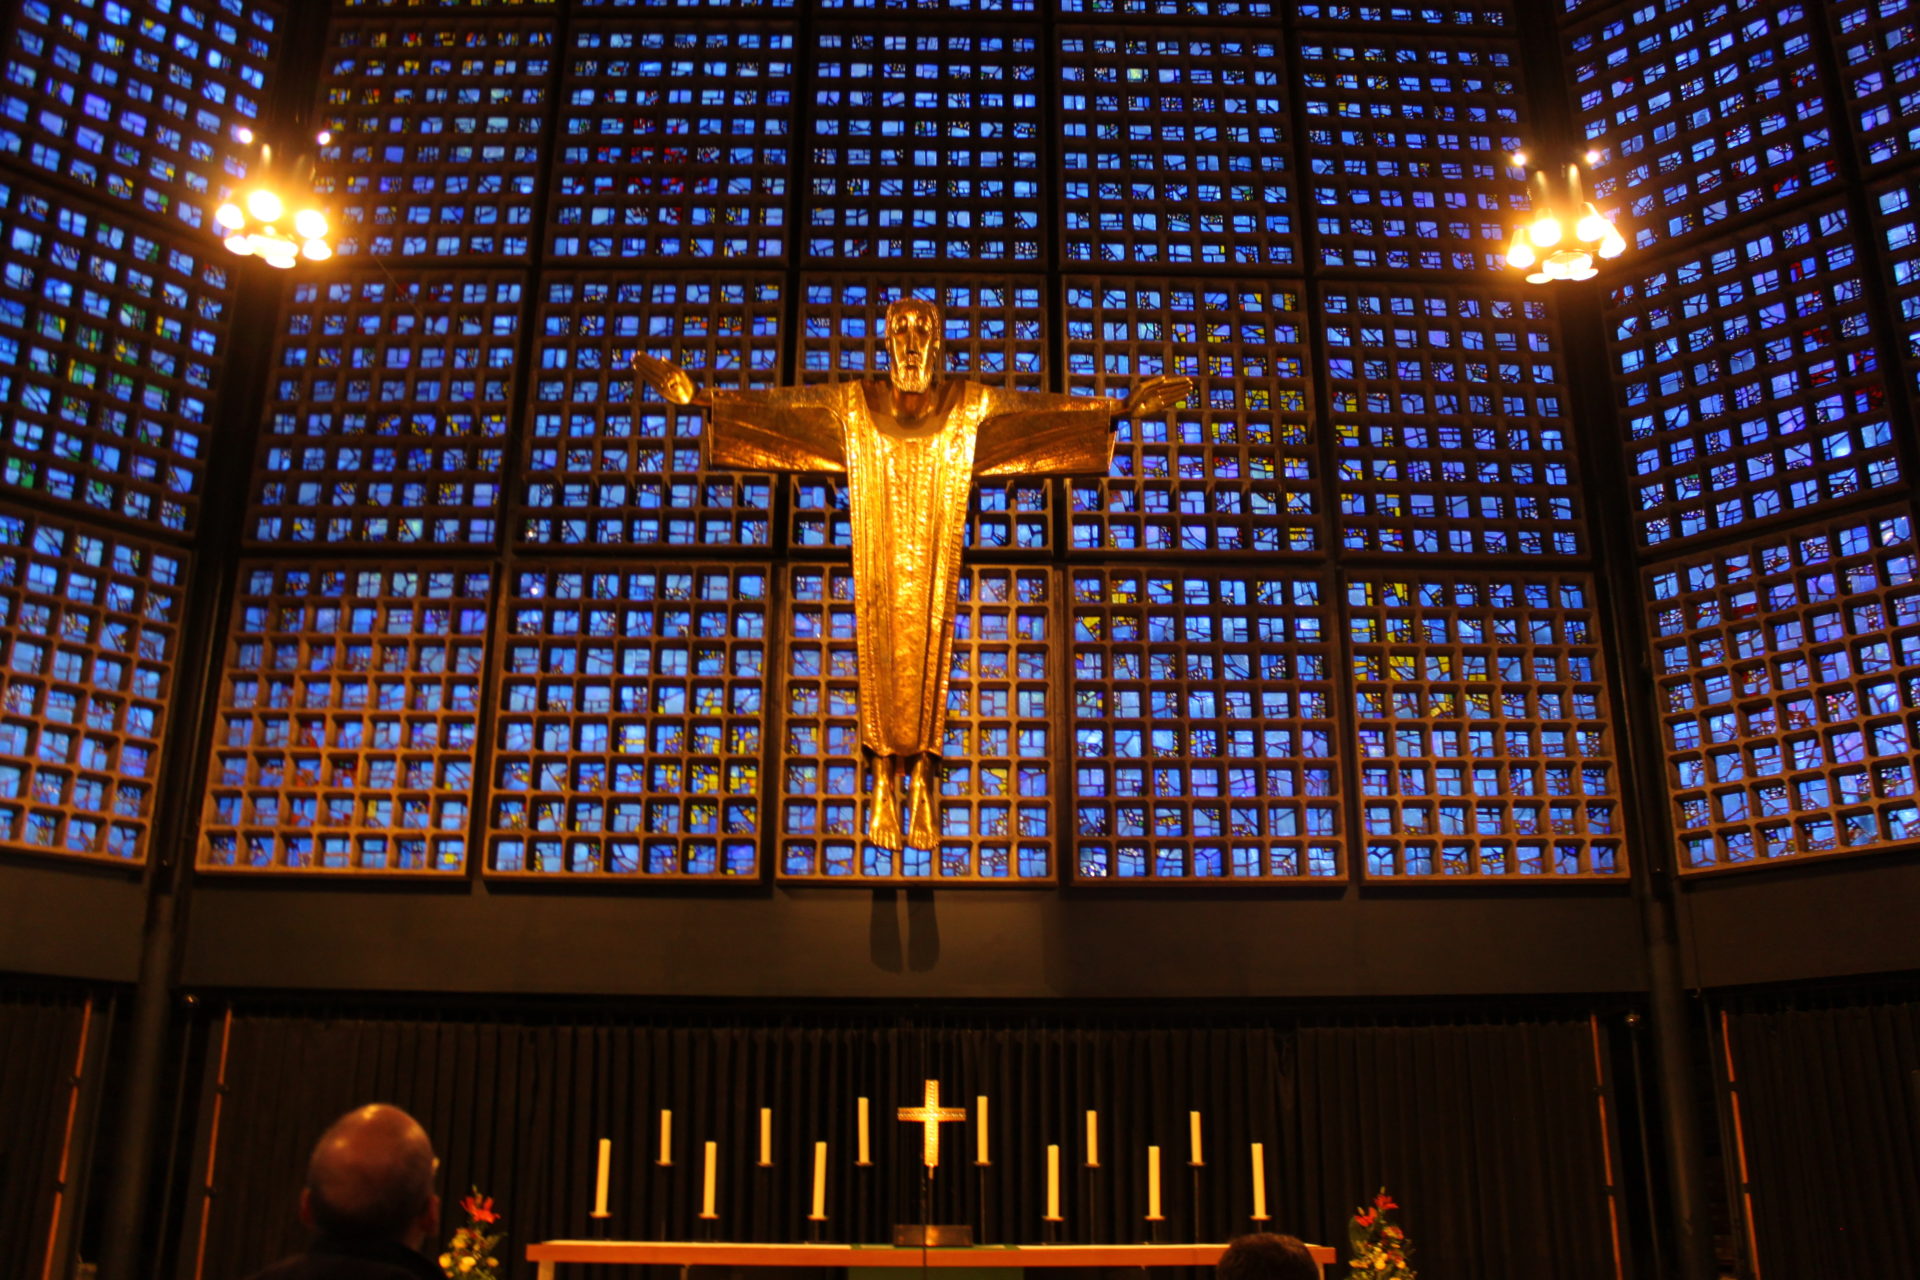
[630,351,847,474]
[972,375,1195,478]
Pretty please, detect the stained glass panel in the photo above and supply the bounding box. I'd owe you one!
[521,272,781,550]
[1323,283,1580,557]
[489,563,768,878]
[1650,508,1920,872]
[777,563,1057,883]
[1070,566,1341,882]
[314,15,555,260]
[549,21,794,261]
[1294,4,1509,26]
[198,563,490,874]
[248,270,523,547]
[1057,31,1294,268]
[0,176,233,536]
[1832,1,1920,169]
[0,511,182,864]
[1348,571,1624,879]
[1065,277,1317,555]
[1605,201,1897,550]
[1872,174,1920,395]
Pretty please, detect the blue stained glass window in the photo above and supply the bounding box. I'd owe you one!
[1323,284,1577,557]
[0,511,183,864]
[1832,1,1920,169]
[778,564,1057,883]
[1065,278,1318,554]
[1605,201,1898,549]
[315,16,555,260]
[0,0,278,229]
[1070,568,1341,882]
[549,22,793,261]
[1058,33,1294,268]
[0,176,232,536]
[199,563,490,874]
[793,276,1051,553]
[1297,36,1528,271]
[1872,175,1920,398]
[1348,572,1624,879]
[249,271,523,547]
[489,564,768,878]
[1568,0,1837,254]
[1294,4,1509,28]
[805,30,1042,264]
[522,273,781,550]
[1648,508,1920,872]
[1060,0,1273,17]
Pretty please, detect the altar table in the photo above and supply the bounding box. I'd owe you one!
[525,1240,1337,1280]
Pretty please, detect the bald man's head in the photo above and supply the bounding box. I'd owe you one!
[302,1104,438,1246]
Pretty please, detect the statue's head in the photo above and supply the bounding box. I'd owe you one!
[884,297,943,395]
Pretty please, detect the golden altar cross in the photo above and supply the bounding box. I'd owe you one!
[896,1079,967,1171]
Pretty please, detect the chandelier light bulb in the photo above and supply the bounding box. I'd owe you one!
[1511,150,1528,166]
[245,188,285,223]
[215,202,246,230]
[294,209,329,239]
[1528,216,1563,249]
[302,238,333,262]
[1569,266,1599,282]
[1598,229,1628,259]
[1525,271,1552,285]
[1584,149,1601,165]
[1576,203,1609,243]
[224,232,254,256]
[1506,230,1537,270]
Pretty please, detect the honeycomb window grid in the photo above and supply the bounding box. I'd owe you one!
[1057,0,1274,20]
[0,511,183,865]
[0,0,279,231]
[488,563,770,878]
[1870,173,1920,397]
[792,274,1053,555]
[819,0,1032,12]
[1069,565,1342,882]
[1347,570,1626,879]
[804,26,1044,265]
[248,269,524,548]
[314,14,557,261]
[1296,33,1530,272]
[521,272,782,550]
[548,19,795,262]
[1649,508,1920,873]
[1064,276,1318,556]
[1831,0,1920,171]
[1567,0,1838,256]
[1604,200,1899,551]
[1293,5,1512,29]
[777,563,1058,884]
[1321,282,1580,558]
[0,175,234,538]
[1057,29,1296,270]
[198,562,492,874]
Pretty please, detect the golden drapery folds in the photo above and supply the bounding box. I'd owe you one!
[706,380,1119,852]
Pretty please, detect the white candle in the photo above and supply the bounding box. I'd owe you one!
[701,1139,718,1219]
[760,1107,773,1166]
[1251,1142,1268,1221]
[1045,1144,1061,1220]
[857,1096,871,1165]
[810,1141,828,1220]
[1146,1144,1162,1220]
[592,1137,611,1217]
[976,1095,989,1165]
[1085,1110,1099,1167]
[1189,1110,1203,1166]
[659,1109,673,1164]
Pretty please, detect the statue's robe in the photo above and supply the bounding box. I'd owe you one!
[706,379,1119,852]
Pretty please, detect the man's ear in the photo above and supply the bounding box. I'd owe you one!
[298,1187,316,1232]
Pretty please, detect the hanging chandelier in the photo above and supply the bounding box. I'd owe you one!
[213,128,334,269]
[1506,151,1626,284]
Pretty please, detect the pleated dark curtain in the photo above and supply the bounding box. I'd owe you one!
[0,990,88,1280]
[1293,1020,1620,1280]
[1722,993,1920,1279]
[188,1008,1615,1280]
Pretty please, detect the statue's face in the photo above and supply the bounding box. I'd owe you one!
[885,303,942,395]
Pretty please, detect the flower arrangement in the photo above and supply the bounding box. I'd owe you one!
[1347,1188,1414,1279]
[439,1190,505,1280]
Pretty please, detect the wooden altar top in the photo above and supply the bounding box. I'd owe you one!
[525,1240,1339,1268]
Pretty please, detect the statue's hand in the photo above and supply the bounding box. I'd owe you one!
[1126,374,1193,417]
[630,351,701,406]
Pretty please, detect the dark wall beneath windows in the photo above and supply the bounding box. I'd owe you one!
[179,881,1646,998]
[1679,855,1920,989]
[0,860,146,983]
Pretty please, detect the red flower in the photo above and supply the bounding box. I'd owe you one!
[462,1194,498,1224]
[1354,1209,1376,1229]
[1373,1192,1398,1213]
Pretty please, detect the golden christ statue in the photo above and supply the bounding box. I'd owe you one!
[631,299,1190,854]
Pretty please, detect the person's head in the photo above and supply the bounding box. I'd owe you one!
[299,1104,439,1250]
[884,297,944,395]
[1217,1233,1320,1280]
